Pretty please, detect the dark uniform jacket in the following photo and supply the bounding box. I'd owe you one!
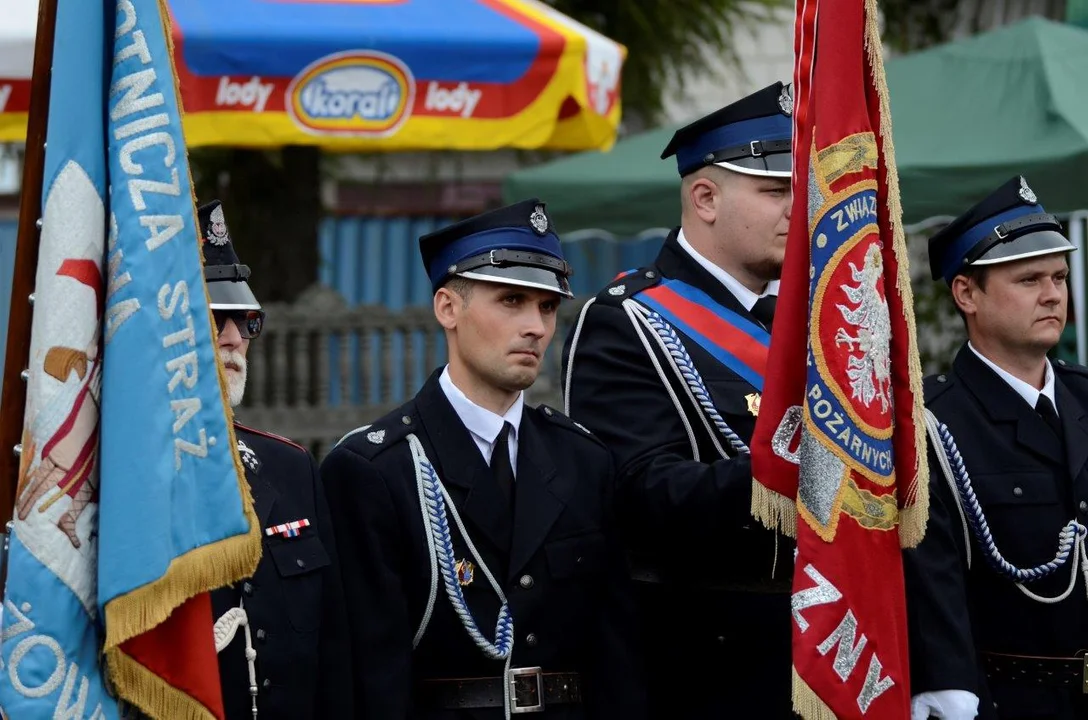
[320,370,646,719]
[560,229,795,718]
[211,424,354,720]
[904,346,1088,720]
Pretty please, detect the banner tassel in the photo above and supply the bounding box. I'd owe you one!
[752,479,798,538]
[793,667,839,720]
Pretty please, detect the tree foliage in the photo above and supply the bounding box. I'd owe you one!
[545,0,788,127]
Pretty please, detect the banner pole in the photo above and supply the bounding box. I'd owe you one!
[0,0,59,595]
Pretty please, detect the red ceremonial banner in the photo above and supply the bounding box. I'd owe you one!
[749,0,929,718]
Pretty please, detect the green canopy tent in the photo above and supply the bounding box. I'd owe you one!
[503,16,1088,363]
[504,16,1088,232]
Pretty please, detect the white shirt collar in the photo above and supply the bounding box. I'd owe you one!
[676,228,779,311]
[968,342,1057,413]
[438,365,524,445]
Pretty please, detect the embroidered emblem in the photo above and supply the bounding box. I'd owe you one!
[786,131,897,544]
[1019,176,1037,204]
[366,429,385,445]
[264,518,311,538]
[608,285,626,296]
[745,392,762,417]
[237,439,260,472]
[529,204,549,235]
[778,83,794,116]
[455,558,475,586]
[207,204,231,246]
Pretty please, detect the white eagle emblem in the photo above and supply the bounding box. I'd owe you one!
[834,243,892,414]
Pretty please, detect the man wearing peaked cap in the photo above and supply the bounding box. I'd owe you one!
[561,82,796,718]
[320,199,647,718]
[903,177,1088,720]
[197,200,354,720]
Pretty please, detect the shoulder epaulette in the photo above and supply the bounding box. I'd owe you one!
[922,372,956,404]
[535,404,606,448]
[1053,357,1088,379]
[594,266,663,307]
[234,423,307,453]
[334,407,418,459]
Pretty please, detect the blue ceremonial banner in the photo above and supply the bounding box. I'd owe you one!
[1,1,261,718]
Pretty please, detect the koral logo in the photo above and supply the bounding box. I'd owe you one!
[423,82,481,119]
[216,76,275,113]
[0,84,12,113]
[287,50,414,137]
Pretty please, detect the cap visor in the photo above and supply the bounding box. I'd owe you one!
[971,229,1076,267]
[458,266,573,299]
[716,152,791,178]
[208,279,262,310]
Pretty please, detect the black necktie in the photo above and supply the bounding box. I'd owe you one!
[751,295,777,331]
[492,422,515,511]
[1036,394,1063,438]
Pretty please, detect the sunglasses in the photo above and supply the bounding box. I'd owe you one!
[213,309,265,340]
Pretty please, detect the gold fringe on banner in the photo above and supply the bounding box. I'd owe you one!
[862,0,929,548]
[110,649,220,720]
[793,667,839,720]
[104,0,263,715]
[752,480,799,539]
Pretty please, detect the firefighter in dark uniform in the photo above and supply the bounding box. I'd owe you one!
[320,199,646,719]
[560,82,797,718]
[905,176,1088,720]
[199,200,353,720]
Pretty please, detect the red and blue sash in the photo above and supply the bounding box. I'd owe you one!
[631,277,770,391]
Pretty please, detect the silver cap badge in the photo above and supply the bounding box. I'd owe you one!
[1018,176,1037,204]
[529,205,549,235]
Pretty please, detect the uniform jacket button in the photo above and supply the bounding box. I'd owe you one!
[242,582,253,596]
[519,575,534,589]
[262,678,271,689]
[401,415,412,425]
[525,633,538,647]
[937,374,947,383]
[1080,500,1087,513]
[296,558,306,568]
[1012,487,1023,497]
[256,629,266,642]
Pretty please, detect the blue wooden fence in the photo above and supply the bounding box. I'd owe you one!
[314,216,668,406]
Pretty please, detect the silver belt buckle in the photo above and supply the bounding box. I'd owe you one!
[508,666,545,713]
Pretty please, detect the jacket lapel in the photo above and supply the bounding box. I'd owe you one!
[953,347,1064,465]
[507,413,566,581]
[415,372,513,556]
[247,460,278,533]
[1056,376,1088,484]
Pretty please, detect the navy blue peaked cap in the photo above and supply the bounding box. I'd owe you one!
[198,200,261,310]
[928,176,1074,285]
[419,199,573,298]
[660,81,793,178]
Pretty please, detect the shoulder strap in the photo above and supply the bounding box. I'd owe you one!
[633,277,770,391]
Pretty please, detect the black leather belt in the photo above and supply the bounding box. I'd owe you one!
[983,651,1088,693]
[417,668,581,713]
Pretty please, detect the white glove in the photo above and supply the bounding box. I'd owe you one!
[911,690,979,720]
